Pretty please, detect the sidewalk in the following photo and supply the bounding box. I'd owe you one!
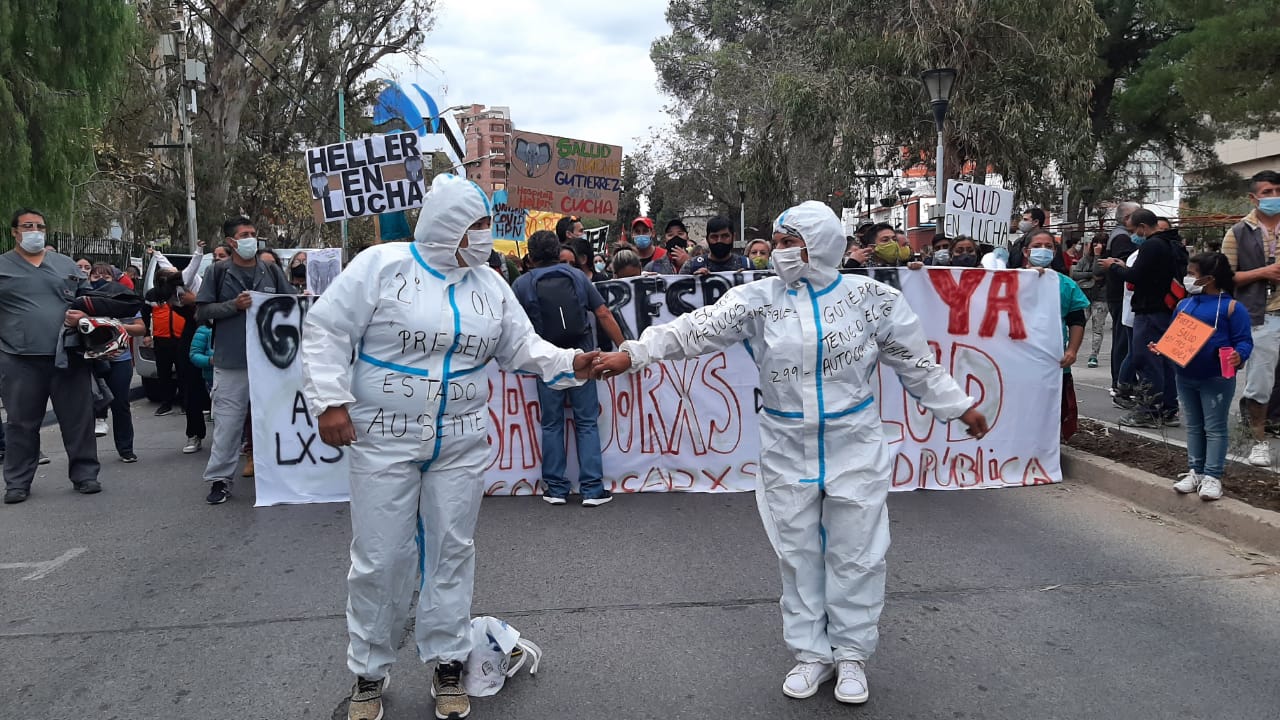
[1072,320,1280,473]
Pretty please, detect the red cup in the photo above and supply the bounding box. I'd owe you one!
[1220,347,1237,378]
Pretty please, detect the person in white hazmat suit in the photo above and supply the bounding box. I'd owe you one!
[591,200,989,704]
[300,173,598,720]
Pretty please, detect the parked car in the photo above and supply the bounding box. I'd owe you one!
[135,251,215,401]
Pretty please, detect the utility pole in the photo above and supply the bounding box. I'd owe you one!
[338,87,348,261]
[175,3,198,252]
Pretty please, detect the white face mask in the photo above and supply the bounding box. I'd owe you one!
[771,246,808,285]
[1184,276,1204,294]
[1018,220,1035,234]
[19,231,45,253]
[458,228,494,268]
[234,237,258,259]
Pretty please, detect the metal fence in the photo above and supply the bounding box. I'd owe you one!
[0,231,146,269]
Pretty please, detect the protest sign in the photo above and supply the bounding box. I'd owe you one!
[248,267,1064,506]
[246,294,350,506]
[524,210,563,239]
[1154,312,1214,367]
[306,248,343,295]
[305,132,428,223]
[507,130,622,220]
[944,180,1015,247]
[492,189,527,242]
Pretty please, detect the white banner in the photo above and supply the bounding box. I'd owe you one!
[944,180,1015,247]
[246,294,351,506]
[247,268,1064,506]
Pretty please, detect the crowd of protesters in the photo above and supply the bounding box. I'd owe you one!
[4,171,1279,510]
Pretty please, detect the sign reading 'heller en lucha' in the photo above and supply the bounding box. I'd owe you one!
[305,132,431,223]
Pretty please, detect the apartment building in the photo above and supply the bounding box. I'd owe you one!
[454,104,512,194]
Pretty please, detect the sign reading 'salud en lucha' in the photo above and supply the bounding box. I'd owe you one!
[507,130,623,220]
[305,133,431,223]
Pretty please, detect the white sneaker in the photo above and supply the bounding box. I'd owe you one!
[1198,475,1223,501]
[541,494,566,505]
[1172,470,1200,494]
[835,660,870,704]
[94,418,108,437]
[782,661,834,699]
[1248,442,1271,467]
[183,437,202,454]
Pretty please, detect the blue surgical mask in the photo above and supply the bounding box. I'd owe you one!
[633,234,652,250]
[1259,197,1280,216]
[1130,233,1145,246]
[594,261,606,273]
[1029,247,1055,268]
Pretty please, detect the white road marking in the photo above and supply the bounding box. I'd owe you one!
[0,547,87,580]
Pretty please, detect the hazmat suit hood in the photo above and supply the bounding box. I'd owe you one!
[773,200,844,286]
[412,173,493,269]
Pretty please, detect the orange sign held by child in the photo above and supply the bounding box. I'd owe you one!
[1154,313,1215,368]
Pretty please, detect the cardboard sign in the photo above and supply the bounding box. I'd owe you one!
[507,130,622,220]
[305,133,428,223]
[1154,312,1215,367]
[943,180,1015,247]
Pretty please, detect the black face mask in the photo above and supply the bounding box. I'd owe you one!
[708,241,733,259]
[951,253,978,267]
[290,263,307,279]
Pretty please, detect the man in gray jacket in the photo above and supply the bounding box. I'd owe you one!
[0,209,100,504]
[195,217,294,505]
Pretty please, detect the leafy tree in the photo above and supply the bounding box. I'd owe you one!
[651,0,1280,221]
[612,156,643,240]
[190,0,435,241]
[651,0,1103,221]
[1078,0,1280,207]
[0,0,136,218]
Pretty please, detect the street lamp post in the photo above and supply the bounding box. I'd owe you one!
[737,180,746,247]
[896,187,914,229]
[921,68,957,219]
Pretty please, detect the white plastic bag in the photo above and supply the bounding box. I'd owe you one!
[463,616,543,697]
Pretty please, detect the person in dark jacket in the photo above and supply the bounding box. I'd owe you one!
[1103,201,1142,391]
[1100,208,1183,427]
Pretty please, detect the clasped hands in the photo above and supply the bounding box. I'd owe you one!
[576,350,631,380]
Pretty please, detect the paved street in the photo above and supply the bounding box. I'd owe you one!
[3,388,1280,720]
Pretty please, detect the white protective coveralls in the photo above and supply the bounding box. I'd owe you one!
[621,201,974,664]
[300,174,583,680]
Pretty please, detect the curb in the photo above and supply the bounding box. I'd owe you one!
[1062,446,1280,556]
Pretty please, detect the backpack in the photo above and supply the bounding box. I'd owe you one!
[1163,234,1190,311]
[532,271,589,349]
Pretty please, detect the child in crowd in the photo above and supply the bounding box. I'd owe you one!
[1151,252,1253,500]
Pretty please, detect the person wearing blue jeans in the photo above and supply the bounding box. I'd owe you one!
[536,380,605,500]
[512,230,625,506]
[1101,208,1185,427]
[1132,311,1179,419]
[1160,253,1253,500]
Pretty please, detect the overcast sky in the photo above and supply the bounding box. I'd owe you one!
[387,0,674,155]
